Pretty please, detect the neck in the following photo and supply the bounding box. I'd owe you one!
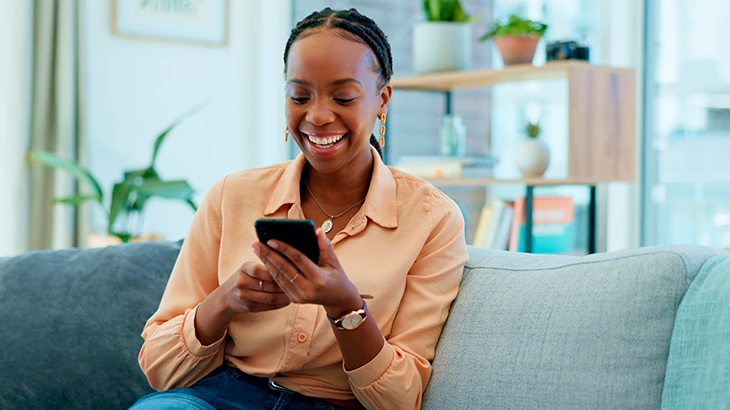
[303,156,374,211]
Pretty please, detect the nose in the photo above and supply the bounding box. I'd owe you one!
[305,98,336,126]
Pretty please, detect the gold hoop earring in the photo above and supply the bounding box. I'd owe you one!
[378,113,386,148]
[284,124,289,142]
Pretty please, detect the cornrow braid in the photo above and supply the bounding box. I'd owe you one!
[283,7,393,159]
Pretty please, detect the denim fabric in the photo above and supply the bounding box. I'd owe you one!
[129,366,350,410]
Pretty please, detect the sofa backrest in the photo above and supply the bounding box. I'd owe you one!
[0,241,181,410]
[422,245,716,410]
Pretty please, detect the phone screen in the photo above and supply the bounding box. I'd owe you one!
[254,219,320,264]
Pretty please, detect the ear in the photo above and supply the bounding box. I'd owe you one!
[378,83,393,114]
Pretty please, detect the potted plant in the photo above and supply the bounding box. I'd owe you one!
[514,121,550,177]
[413,0,478,74]
[479,14,548,65]
[27,107,201,247]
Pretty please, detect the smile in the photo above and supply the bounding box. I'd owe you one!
[305,133,346,149]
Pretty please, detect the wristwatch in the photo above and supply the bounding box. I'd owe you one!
[327,302,368,330]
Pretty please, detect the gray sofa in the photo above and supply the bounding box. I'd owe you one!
[1,241,728,409]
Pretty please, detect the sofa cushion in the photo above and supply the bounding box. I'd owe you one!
[661,255,730,409]
[0,241,181,410]
[422,245,716,410]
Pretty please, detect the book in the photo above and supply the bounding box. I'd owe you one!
[508,197,575,253]
[493,202,514,251]
[472,204,493,247]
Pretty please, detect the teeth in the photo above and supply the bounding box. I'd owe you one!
[307,133,345,146]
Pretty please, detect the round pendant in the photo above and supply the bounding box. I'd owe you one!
[322,219,333,233]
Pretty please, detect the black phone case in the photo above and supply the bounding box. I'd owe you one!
[254,219,320,264]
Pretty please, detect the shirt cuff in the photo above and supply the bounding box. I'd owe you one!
[182,305,227,358]
[344,338,394,387]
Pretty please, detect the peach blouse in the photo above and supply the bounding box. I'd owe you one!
[138,147,468,409]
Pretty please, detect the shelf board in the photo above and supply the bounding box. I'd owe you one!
[425,177,634,187]
[391,61,634,91]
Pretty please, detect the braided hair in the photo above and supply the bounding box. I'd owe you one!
[283,8,393,158]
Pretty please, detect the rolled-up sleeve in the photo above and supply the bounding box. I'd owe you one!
[138,177,228,391]
[345,190,468,409]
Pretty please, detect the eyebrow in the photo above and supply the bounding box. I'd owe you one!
[288,78,363,87]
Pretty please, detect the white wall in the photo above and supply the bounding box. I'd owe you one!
[601,0,645,251]
[0,1,33,257]
[82,0,291,241]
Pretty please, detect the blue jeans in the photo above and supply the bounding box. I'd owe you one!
[129,366,357,410]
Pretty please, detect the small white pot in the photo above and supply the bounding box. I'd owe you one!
[515,138,550,177]
[413,22,472,74]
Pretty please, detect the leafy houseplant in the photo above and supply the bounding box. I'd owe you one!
[413,0,478,73]
[27,108,200,243]
[515,121,551,177]
[422,0,473,22]
[480,15,548,65]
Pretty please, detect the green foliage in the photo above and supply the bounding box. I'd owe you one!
[422,0,478,23]
[27,106,202,240]
[479,14,548,41]
[524,121,541,139]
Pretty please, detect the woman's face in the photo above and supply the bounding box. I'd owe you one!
[285,29,391,176]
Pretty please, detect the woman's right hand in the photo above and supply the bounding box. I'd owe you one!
[194,261,291,346]
[219,261,292,314]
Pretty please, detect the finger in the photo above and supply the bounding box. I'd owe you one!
[237,287,291,306]
[314,228,338,266]
[253,243,306,303]
[266,239,319,276]
[240,260,276,282]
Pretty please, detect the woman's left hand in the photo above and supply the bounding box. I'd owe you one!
[251,228,362,317]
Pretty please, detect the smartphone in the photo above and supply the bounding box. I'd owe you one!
[254,219,320,264]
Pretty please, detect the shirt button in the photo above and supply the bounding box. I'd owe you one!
[297,332,308,343]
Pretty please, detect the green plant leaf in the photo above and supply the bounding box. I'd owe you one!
[479,14,548,41]
[186,198,198,212]
[109,181,133,233]
[151,104,204,167]
[134,179,195,201]
[27,151,104,202]
[52,195,101,205]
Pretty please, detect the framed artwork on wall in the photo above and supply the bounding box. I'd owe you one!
[112,0,229,46]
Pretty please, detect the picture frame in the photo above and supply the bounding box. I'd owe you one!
[112,0,229,46]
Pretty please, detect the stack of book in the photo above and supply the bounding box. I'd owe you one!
[472,196,575,253]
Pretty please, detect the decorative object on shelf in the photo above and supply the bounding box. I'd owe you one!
[413,0,478,74]
[439,114,467,156]
[27,106,202,245]
[479,14,548,66]
[514,121,550,177]
[112,0,229,46]
[546,40,590,62]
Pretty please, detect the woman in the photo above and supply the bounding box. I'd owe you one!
[132,7,468,410]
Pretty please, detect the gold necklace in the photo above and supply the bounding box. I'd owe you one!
[304,179,366,233]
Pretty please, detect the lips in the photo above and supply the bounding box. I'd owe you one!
[302,132,347,153]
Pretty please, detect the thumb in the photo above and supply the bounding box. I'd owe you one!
[315,228,337,265]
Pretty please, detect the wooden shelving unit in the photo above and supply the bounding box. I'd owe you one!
[392,61,637,184]
[391,61,638,253]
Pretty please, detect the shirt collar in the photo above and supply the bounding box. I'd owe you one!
[264,146,398,229]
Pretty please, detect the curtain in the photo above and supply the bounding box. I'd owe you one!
[28,0,85,250]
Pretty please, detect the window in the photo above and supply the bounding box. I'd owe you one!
[643,0,730,249]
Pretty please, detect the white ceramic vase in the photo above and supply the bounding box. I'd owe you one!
[515,138,550,177]
[413,22,471,74]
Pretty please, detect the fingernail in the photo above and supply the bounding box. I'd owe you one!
[267,240,278,249]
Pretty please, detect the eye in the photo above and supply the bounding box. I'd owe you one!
[334,97,356,104]
[290,96,309,104]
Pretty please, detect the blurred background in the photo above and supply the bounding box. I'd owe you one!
[1,0,728,256]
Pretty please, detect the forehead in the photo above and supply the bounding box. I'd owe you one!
[286,30,377,83]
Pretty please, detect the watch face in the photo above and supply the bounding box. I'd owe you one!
[341,313,362,330]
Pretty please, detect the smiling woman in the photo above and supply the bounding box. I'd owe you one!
[131,8,468,410]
